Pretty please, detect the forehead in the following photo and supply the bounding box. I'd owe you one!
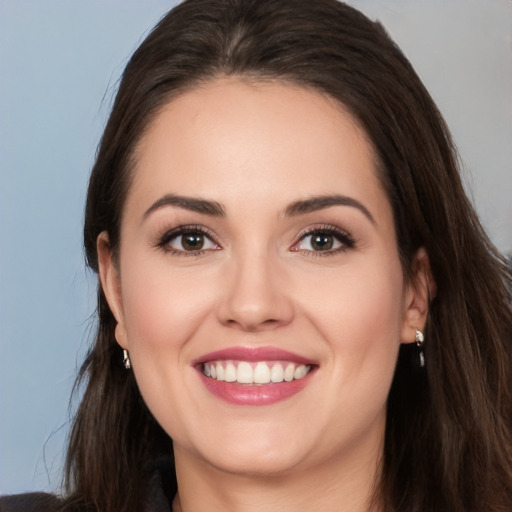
[128,77,388,219]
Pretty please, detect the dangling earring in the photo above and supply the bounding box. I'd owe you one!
[123,349,131,370]
[415,330,425,368]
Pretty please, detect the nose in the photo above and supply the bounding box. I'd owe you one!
[216,250,295,332]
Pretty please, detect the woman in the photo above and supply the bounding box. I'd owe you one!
[2,0,511,511]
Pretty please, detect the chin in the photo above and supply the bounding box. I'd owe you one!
[179,423,312,477]
[206,446,307,478]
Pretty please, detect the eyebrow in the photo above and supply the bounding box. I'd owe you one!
[284,194,376,224]
[143,193,375,224]
[143,194,225,220]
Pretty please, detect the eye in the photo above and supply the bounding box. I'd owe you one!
[158,226,220,254]
[291,227,355,254]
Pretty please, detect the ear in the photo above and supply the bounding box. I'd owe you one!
[400,247,436,344]
[97,231,128,350]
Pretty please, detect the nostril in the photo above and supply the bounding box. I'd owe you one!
[216,268,295,331]
[223,316,287,332]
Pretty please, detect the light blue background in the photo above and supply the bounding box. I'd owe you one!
[1,0,511,495]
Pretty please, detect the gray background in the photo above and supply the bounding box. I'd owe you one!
[1,0,510,495]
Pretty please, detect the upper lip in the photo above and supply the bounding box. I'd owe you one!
[192,346,317,366]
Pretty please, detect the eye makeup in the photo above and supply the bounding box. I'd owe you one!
[291,224,357,257]
[151,220,357,258]
[153,224,221,256]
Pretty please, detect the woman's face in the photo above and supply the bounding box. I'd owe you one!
[100,78,427,478]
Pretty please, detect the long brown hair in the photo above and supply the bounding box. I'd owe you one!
[64,1,512,510]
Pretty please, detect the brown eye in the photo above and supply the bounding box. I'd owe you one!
[292,227,356,254]
[310,233,334,251]
[160,227,220,254]
[298,231,340,252]
[181,233,205,251]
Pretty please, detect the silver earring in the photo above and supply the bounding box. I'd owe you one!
[416,330,425,368]
[123,349,131,370]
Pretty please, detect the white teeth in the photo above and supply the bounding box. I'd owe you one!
[225,362,237,382]
[203,361,311,384]
[216,363,224,381]
[253,362,271,384]
[270,363,284,383]
[284,363,295,382]
[237,361,254,384]
[294,365,308,379]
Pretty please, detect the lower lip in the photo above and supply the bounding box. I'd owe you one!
[198,369,314,406]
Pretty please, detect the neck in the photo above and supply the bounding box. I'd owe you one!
[171,439,384,512]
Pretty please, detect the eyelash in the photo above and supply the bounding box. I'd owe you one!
[292,225,357,257]
[155,225,220,256]
[154,224,356,256]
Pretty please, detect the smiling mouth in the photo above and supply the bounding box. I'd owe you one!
[194,347,317,405]
[202,360,312,385]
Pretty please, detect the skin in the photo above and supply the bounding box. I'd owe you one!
[98,78,431,512]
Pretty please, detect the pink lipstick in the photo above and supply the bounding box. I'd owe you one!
[194,347,317,406]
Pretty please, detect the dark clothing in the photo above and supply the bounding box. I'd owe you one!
[0,493,62,512]
[0,461,175,512]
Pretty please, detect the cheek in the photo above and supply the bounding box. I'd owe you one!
[120,256,217,357]
[300,256,405,391]
[304,256,404,338]
[304,262,404,438]
[117,257,219,441]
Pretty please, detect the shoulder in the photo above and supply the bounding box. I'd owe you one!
[0,492,62,512]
